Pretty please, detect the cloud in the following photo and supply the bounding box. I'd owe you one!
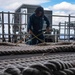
[0,0,50,11]
[1,1,75,24]
[47,2,75,15]
[44,2,75,25]
[52,2,74,11]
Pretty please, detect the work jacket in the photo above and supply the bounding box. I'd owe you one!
[27,13,50,33]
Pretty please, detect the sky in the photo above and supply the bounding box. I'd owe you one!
[0,0,75,35]
[0,0,75,16]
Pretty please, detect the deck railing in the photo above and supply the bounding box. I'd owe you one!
[0,11,75,43]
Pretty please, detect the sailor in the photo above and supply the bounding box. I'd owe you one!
[27,6,50,45]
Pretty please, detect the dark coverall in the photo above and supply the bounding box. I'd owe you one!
[27,13,50,45]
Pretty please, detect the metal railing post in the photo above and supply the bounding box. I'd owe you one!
[8,12,11,42]
[2,11,5,42]
[19,13,22,40]
[68,14,71,42]
[64,21,66,41]
[59,22,61,40]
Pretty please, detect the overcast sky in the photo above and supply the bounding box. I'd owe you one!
[0,0,75,34]
[0,0,75,16]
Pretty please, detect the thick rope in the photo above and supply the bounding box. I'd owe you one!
[16,32,46,45]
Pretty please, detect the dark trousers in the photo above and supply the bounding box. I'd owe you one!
[30,31,44,45]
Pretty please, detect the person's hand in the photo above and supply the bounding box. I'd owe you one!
[29,30,33,34]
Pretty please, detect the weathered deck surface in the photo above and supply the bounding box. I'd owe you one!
[0,42,73,51]
[0,43,74,61]
[0,42,75,75]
